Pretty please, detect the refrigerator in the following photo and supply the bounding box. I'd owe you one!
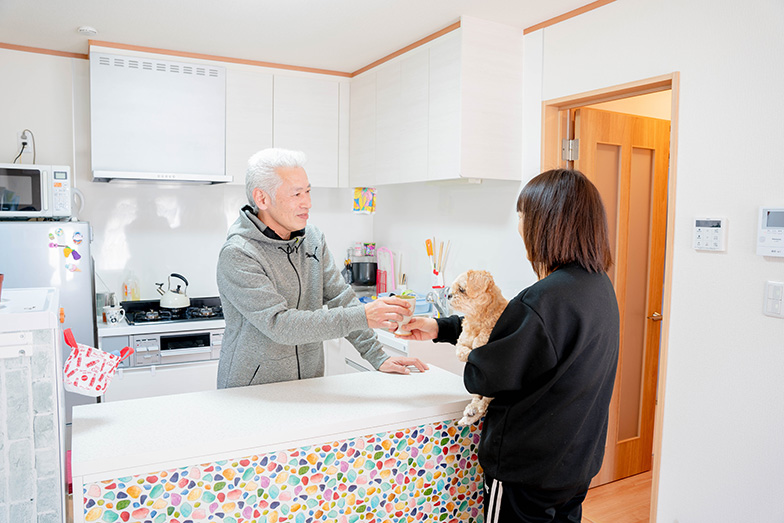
[0,220,98,439]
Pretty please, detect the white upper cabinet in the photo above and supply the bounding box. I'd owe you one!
[225,69,273,186]
[374,47,429,184]
[457,16,523,181]
[273,75,341,188]
[349,16,523,185]
[349,71,377,187]
[397,47,429,184]
[428,30,462,182]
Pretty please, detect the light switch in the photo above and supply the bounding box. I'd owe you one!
[764,281,784,318]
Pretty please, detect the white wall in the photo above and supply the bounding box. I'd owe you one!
[0,49,373,300]
[372,180,534,299]
[526,0,784,520]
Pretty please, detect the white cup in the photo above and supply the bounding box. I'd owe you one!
[103,306,126,325]
[394,295,417,336]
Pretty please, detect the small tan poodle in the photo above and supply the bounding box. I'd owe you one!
[448,270,508,425]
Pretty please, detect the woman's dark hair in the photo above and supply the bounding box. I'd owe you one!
[517,169,613,278]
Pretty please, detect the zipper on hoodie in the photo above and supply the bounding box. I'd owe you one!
[279,238,303,380]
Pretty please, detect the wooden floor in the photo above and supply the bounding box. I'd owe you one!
[582,471,652,523]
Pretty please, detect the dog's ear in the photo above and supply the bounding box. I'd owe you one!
[466,270,493,295]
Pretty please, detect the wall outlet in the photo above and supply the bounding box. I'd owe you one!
[17,131,33,160]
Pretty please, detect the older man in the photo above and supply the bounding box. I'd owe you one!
[216,148,427,388]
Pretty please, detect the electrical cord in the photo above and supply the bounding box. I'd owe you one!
[12,143,26,163]
[12,128,36,163]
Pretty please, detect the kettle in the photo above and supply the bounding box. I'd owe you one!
[156,273,191,309]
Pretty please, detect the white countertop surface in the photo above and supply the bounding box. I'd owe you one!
[0,287,60,332]
[71,365,470,479]
[98,317,226,337]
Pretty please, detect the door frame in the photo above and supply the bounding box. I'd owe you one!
[541,72,679,523]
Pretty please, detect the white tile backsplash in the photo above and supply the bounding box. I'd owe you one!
[78,180,373,300]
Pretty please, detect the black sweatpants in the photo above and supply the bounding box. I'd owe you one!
[484,474,590,523]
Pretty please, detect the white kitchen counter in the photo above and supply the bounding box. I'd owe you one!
[72,366,470,478]
[72,366,481,522]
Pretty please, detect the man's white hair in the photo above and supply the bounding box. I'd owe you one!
[246,148,308,211]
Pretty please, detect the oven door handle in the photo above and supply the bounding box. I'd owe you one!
[160,347,212,357]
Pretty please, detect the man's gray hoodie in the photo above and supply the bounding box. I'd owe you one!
[216,207,389,388]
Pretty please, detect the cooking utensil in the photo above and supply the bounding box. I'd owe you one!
[425,239,435,272]
[156,273,191,309]
[351,259,377,286]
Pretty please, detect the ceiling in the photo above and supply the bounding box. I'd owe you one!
[0,0,592,73]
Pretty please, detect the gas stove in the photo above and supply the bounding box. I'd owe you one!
[120,297,223,325]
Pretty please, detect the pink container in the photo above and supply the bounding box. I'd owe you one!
[0,273,4,302]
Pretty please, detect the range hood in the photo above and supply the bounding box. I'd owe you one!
[91,170,232,184]
[89,49,229,184]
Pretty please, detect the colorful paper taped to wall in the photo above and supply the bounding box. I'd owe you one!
[353,187,376,214]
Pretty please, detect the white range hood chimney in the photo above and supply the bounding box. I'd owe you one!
[89,48,230,184]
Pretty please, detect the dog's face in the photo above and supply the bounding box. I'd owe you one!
[448,270,497,316]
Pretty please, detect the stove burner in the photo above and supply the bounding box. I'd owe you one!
[131,309,175,324]
[121,297,223,325]
[186,305,223,319]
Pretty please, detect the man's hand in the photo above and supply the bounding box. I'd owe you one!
[364,296,414,330]
[399,316,439,341]
[379,356,429,374]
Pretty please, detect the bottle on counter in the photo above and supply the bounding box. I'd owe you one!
[122,271,140,301]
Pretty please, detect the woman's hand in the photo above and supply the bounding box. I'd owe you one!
[399,316,439,341]
[364,296,413,330]
[379,356,429,374]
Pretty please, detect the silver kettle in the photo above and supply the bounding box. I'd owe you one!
[156,273,191,309]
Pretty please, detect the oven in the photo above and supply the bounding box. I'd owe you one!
[99,297,225,402]
[130,330,223,368]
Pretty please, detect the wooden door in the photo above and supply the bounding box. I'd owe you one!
[573,107,670,486]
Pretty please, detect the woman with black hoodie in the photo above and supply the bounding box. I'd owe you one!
[405,169,620,522]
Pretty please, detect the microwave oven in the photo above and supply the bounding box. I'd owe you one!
[0,163,72,219]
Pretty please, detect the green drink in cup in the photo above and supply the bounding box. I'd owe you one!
[394,290,417,336]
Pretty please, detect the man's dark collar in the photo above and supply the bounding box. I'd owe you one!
[243,205,305,240]
[261,226,305,241]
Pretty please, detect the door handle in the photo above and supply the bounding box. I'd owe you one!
[647,312,663,321]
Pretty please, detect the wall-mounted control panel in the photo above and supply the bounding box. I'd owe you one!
[693,217,726,251]
[764,281,784,318]
[757,207,784,257]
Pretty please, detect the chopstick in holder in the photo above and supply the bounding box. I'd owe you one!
[442,240,450,274]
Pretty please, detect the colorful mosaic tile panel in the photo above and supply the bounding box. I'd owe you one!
[83,420,484,523]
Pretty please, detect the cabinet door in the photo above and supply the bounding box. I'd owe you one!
[323,338,347,376]
[104,361,219,402]
[349,72,377,187]
[375,61,402,183]
[428,30,462,181]
[274,75,340,187]
[225,69,273,186]
[398,47,430,184]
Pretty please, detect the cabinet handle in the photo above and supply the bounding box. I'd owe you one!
[647,312,663,321]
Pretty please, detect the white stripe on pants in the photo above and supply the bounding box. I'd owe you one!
[486,478,505,523]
